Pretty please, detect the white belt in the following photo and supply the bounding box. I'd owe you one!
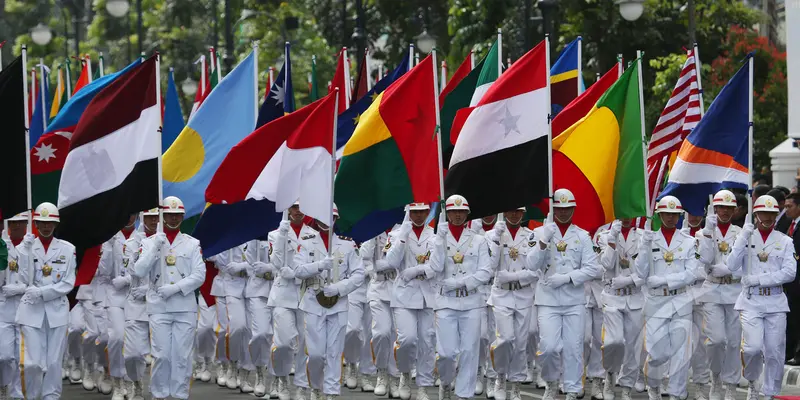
[440,287,478,297]
[648,287,687,297]
[748,286,783,296]
[706,276,741,285]
[610,285,640,296]
[374,270,397,281]
[498,281,530,291]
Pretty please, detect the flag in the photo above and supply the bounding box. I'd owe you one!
[439,51,472,102]
[658,56,751,216]
[162,69,185,152]
[550,37,586,116]
[162,52,257,219]
[210,48,221,90]
[28,69,36,122]
[0,56,28,220]
[334,55,438,241]
[257,43,294,128]
[194,91,338,256]
[450,41,499,147]
[57,57,160,261]
[189,56,209,119]
[445,40,550,219]
[73,59,90,96]
[352,51,369,102]
[30,65,51,148]
[49,65,67,123]
[552,64,620,137]
[438,52,476,167]
[551,59,647,233]
[331,48,349,113]
[470,40,500,106]
[30,60,142,207]
[646,50,702,215]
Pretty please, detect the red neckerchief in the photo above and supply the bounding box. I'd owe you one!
[661,227,676,246]
[413,225,425,239]
[690,226,701,237]
[482,222,495,232]
[39,235,53,253]
[321,231,330,251]
[621,226,632,241]
[11,238,21,247]
[759,227,772,244]
[508,225,520,240]
[718,222,730,237]
[165,229,179,244]
[556,221,570,237]
[449,223,465,242]
[291,222,303,238]
[146,231,155,237]
[122,227,134,240]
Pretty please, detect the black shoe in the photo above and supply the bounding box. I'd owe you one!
[787,358,800,366]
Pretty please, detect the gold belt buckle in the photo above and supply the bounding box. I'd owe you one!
[722,276,731,284]
[316,292,340,308]
[663,288,668,296]
[262,272,273,281]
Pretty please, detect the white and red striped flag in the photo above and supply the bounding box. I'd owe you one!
[643,49,702,223]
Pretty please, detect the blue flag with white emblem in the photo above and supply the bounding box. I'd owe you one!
[257,43,295,127]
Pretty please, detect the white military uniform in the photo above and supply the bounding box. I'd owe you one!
[697,223,742,396]
[69,264,100,387]
[362,231,400,392]
[16,236,76,400]
[133,231,205,399]
[683,225,710,393]
[244,237,276,396]
[584,229,606,395]
[486,223,535,397]
[294,229,365,396]
[101,231,131,385]
[384,224,438,390]
[727,226,796,397]
[268,224,309,397]
[469,219,499,392]
[431,224,493,399]
[634,228,697,399]
[526,223,601,395]
[208,254,230,378]
[343,236,376,389]
[597,226,646,392]
[1,232,25,398]
[121,230,151,395]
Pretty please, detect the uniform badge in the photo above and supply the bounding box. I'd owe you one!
[794,253,799,261]
[593,246,601,254]
[416,254,427,265]
[528,240,536,247]
[663,251,674,264]
[452,251,464,264]
[556,241,567,252]
[757,251,769,263]
[619,257,630,268]
[8,259,18,272]
[509,247,519,261]
[269,244,273,256]
[384,242,392,251]
[166,254,177,266]
[42,264,52,277]
[718,241,730,254]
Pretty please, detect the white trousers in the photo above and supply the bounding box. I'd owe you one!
[480,305,497,379]
[272,307,308,388]
[436,308,482,398]
[94,304,109,370]
[584,306,604,379]
[644,314,692,398]
[601,306,645,388]
[344,299,376,375]
[305,312,348,395]
[224,296,253,369]
[491,306,531,382]
[538,305,584,393]
[19,318,67,400]
[702,303,741,385]
[0,322,22,397]
[214,296,230,362]
[195,298,217,360]
[106,306,126,378]
[68,301,98,365]
[149,312,197,399]
[393,307,436,386]
[690,304,710,384]
[740,309,786,397]
[527,305,540,366]
[123,320,149,382]
[247,297,273,368]
[370,300,398,375]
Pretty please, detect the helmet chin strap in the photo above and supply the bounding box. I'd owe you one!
[755,214,775,230]
[165,222,181,230]
[412,220,425,227]
[554,213,572,224]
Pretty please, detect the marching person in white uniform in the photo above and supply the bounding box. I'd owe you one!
[208,248,231,387]
[384,203,438,400]
[132,196,206,400]
[635,196,697,400]
[193,293,217,383]
[598,217,646,400]
[343,233,377,394]
[526,189,601,400]
[683,212,710,400]
[16,202,76,400]
[122,208,158,400]
[294,204,365,400]
[244,233,278,397]
[696,190,742,400]
[585,231,606,400]
[0,212,29,399]
[486,207,535,400]
[269,202,310,400]
[468,215,499,398]
[726,194,796,400]
[431,195,493,400]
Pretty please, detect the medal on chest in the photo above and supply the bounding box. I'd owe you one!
[42,263,53,277]
[452,251,464,264]
[619,257,630,268]
[556,241,567,252]
[757,251,769,263]
[166,254,176,266]
[718,241,730,254]
[8,259,18,272]
[509,247,519,261]
[663,251,675,264]
[415,251,430,265]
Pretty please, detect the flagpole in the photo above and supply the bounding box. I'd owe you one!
[415,53,420,67]
[497,28,503,76]
[365,49,373,91]
[0,41,4,71]
[746,54,754,277]
[432,49,446,221]
[440,60,447,94]
[577,36,584,95]
[99,52,105,77]
[408,44,415,72]
[38,59,47,134]
[470,50,475,71]
[330,89,340,261]
[343,47,351,109]
[86,55,93,84]
[200,55,207,97]
[22,46,34,284]
[618,54,624,75]
[545,36,554,218]
[65,59,72,100]
[154,54,166,288]
[253,43,259,120]
[269,66,275,88]
[29,68,36,122]
[636,51,652,222]
[693,43,706,117]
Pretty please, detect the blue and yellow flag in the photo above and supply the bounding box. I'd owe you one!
[550,37,585,117]
[162,69,185,153]
[162,52,257,218]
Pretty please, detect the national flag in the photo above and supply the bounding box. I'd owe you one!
[439,52,481,168]
[49,65,67,123]
[257,43,294,128]
[162,68,185,152]
[551,58,647,233]
[0,56,28,220]
[352,50,370,102]
[57,56,160,284]
[445,40,550,219]
[30,64,51,148]
[552,64,620,137]
[194,91,338,256]
[646,50,702,216]
[28,69,36,122]
[658,56,751,216]
[162,52,257,220]
[330,48,350,113]
[439,51,472,102]
[449,41,499,147]
[334,55,439,241]
[550,37,586,116]
[210,47,221,90]
[72,59,90,95]
[30,59,143,207]
[189,55,209,119]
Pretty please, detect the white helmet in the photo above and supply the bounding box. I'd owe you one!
[408,202,430,211]
[516,206,527,211]
[753,195,780,213]
[292,200,300,207]
[34,202,60,222]
[7,212,29,222]
[162,196,185,214]
[655,196,683,214]
[553,189,576,208]
[142,207,160,216]
[712,190,737,207]
[332,203,339,218]
[445,195,470,212]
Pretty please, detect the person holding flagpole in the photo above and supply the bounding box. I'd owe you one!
[0,212,30,399]
[467,214,499,397]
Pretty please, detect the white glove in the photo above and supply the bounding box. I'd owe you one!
[280,267,295,279]
[402,267,420,282]
[112,276,130,290]
[21,286,42,304]
[544,273,570,288]
[740,223,755,240]
[253,262,273,276]
[741,275,758,287]
[398,221,413,239]
[610,220,622,236]
[642,230,655,243]
[703,215,718,236]
[157,284,181,299]
[494,221,507,236]
[540,222,557,243]
[154,232,167,246]
[322,285,339,297]
[319,256,334,271]
[2,284,26,297]
[647,276,667,287]
[440,278,463,291]
[709,264,730,278]
[437,222,449,239]
[610,275,634,289]
[227,262,246,274]
[496,270,516,285]
[130,286,148,300]
[278,220,291,235]
[22,233,36,248]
